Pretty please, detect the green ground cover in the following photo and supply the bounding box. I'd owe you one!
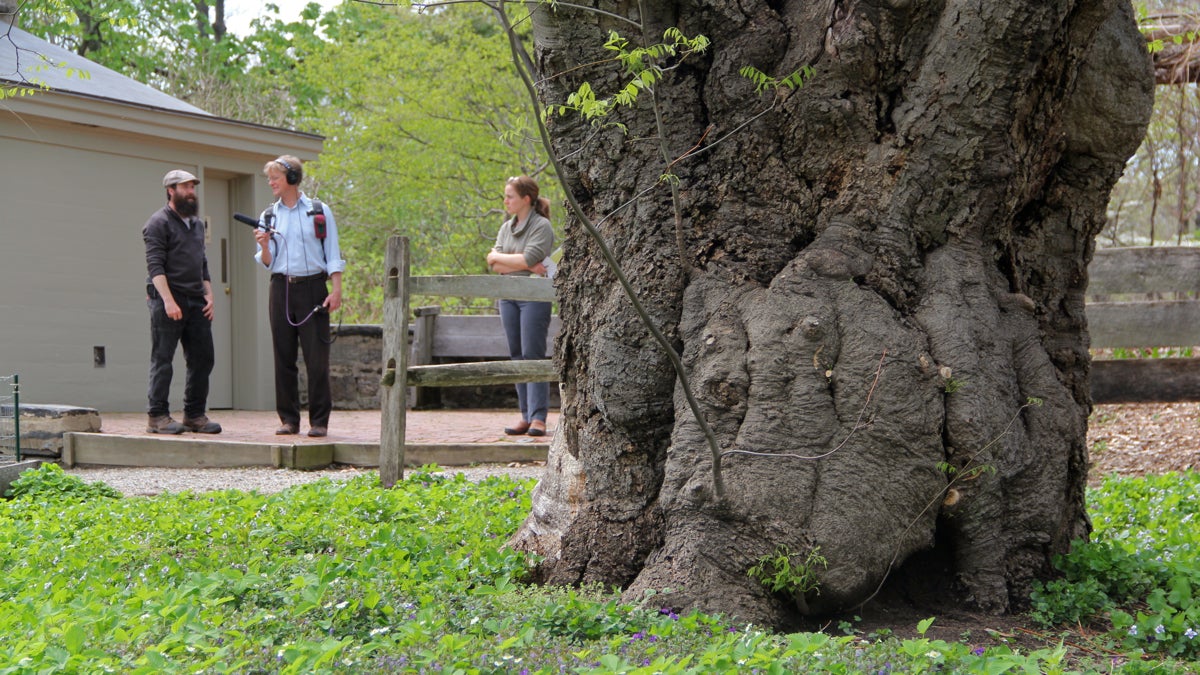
[1,464,1197,673]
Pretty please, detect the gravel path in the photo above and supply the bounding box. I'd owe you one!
[67,462,546,497]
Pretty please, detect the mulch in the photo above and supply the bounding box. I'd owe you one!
[1087,402,1199,480]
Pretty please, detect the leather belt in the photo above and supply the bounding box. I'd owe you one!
[272,272,326,284]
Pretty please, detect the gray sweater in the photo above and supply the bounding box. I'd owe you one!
[492,212,553,274]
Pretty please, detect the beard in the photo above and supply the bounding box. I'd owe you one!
[172,194,198,217]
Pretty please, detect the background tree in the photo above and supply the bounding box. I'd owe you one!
[508,0,1154,628]
[1104,4,1199,246]
[285,1,555,321]
[20,0,247,90]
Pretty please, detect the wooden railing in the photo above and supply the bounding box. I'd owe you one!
[379,237,556,487]
[1087,246,1200,403]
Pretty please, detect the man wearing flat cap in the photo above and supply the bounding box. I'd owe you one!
[141,169,221,434]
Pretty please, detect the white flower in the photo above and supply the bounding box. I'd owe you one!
[926,650,942,659]
[1185,628,1198,640]
[1128,626,1139,636]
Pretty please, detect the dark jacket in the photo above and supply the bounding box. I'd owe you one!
[143,206,210,298]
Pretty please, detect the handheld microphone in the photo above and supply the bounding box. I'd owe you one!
[233,212,275,232]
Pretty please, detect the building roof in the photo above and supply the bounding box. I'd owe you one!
[0,23,210,115]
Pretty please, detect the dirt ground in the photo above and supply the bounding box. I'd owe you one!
[1086,402,1199,481]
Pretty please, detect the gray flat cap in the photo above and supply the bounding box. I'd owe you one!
[163,169,200,187]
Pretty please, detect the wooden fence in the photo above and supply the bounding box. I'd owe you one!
[1087,246,1200,403]
[379,237,555,487]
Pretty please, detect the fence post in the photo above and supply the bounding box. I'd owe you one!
[12,374,18,463]
[379,237,410,488]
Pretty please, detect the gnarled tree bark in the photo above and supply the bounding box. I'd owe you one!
[509,0,1154,628]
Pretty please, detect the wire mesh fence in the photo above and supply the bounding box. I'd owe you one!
[0,374,19,463]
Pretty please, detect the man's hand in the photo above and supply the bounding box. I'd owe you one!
[255,229,273,265]
[325,274,343,311]
[163,298,183,320]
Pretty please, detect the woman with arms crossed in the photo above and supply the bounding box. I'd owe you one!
[486,175,554,437]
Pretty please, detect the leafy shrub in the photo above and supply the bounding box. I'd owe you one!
[3,462,121,500]
[747,544,826,596]
[1030,575,1111,626]
[1032,472,1200,660]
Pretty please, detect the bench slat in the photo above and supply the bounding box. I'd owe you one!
[428,315,561,359]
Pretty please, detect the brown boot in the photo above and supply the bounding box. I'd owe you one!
[147,415,185,434]
[527,420,547,437]
[182,415,222,434]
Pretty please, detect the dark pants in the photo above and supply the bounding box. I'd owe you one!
[269,274,331,428]
[147,293,214,418]
[499,298,552,423]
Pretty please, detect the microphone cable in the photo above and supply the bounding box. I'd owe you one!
[251,206,338,343]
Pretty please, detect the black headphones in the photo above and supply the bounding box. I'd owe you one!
[276,157,301,186]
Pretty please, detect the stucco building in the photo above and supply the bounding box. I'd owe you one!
[1,14,323,412]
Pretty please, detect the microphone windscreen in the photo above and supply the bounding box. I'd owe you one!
[233,213,260,228]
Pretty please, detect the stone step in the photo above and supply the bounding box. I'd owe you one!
[1,405,100,459]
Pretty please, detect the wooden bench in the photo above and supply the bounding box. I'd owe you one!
[408,307,560,408]
[1087,246,1200,402]
[379,239,558,486]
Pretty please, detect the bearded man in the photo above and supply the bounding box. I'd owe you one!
[141,169,222,435]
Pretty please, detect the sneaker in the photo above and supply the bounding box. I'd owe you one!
[182,415,222,434]
[147,415,185,434]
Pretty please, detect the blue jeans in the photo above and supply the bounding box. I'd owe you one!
[499,299,552,423]
[147,293,214,418]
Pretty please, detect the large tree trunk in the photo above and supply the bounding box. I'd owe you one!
[510,0,1154,627]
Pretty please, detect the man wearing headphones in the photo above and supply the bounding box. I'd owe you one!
[143,169,222,435]
[253,156,345,438]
